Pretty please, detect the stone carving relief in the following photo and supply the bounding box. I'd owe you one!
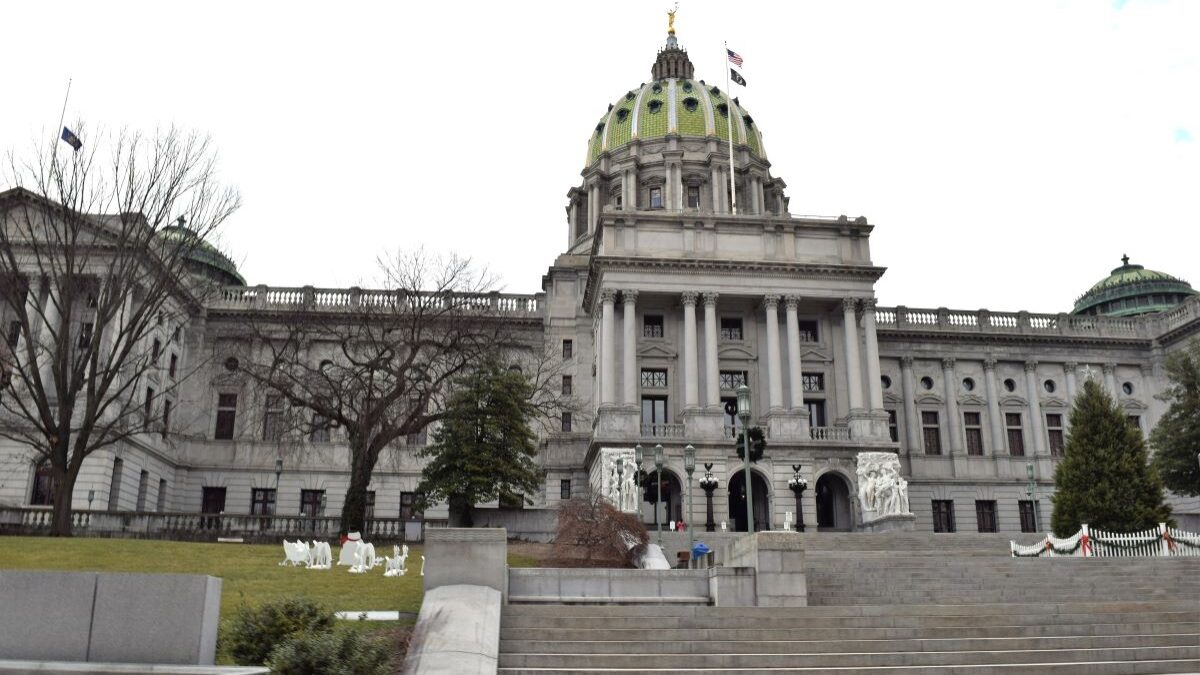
[598,447,638,513]
[855,452,910,521]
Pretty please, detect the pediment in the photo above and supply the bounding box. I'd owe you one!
[718,344,756,360]
[638,343,677,359]
[959,393,987,406]
[882,391,903,405]
[1041,396,1069,409]
[800,348,831,363]
[915,393,943,405]
[1120,398,1149,411]
[999,395,1027,406]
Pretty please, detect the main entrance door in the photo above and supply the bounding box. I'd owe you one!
[728,470,769,532]
[816,473,853,531]
[641,470,683,527]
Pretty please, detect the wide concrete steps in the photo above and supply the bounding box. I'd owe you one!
[498,601,1200,674]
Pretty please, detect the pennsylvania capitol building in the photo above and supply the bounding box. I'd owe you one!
[2,29,1197,537]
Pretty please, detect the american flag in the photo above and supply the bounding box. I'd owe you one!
[726,48,743,68]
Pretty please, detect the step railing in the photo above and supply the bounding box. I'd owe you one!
[1011,522,1200,558]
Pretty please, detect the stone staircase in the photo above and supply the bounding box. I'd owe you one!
[497,533,1200,674]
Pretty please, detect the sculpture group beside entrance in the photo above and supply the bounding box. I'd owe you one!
[855,452,911,523]
[595,447,639,514]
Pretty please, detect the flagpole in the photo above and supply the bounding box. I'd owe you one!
[51,78,73,169]
[723,43,737,216]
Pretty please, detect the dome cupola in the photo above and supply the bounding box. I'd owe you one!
[1071,255,1195,317]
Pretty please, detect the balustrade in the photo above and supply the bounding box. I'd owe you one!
[641,423,685,438]
[210,285,544,317]
[809,426,852,441]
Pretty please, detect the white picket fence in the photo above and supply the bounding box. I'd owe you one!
[1011,523,1200,558]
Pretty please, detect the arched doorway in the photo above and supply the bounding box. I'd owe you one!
[641,470,683,527]
[816,472,853,531]
[728,470,769,532]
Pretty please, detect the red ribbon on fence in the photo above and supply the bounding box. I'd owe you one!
[1044,540,1053,553]
[1080,533,1091,556]
[1163,530,1176,552]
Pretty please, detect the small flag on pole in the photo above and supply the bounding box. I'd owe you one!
[730,69,747,86]
[726,48,744,67]
[60,127,82,151]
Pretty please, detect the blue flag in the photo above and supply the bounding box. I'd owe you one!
[60,127,82,151]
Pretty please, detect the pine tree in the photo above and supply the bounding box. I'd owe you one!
[1150,340,1200,497]
[1051,378,1172,536]
[415,358,545,527]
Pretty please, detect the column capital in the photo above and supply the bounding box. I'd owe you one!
[983,357,997,371]
[842,297,859,313]
[861,297,878,311]
[680,291,699,307]
[622,289,639,305]
[941,357,956,371]
[900,356,914,369]
[1063,361,1077,372]
[702,291,719,307]
[762,294,781,309]
[1102,362,1116,374]
[783,294,801,310]
[1024,360,1039,373]
[599,288,618,304]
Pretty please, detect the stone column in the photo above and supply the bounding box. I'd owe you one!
[37,284,62,393]
[710,167,722,213]
[757,179,767,215]
[1064,362,1078,403]
[983,358,1005,454]
[703,292,719,408]
[569,201,579,242]
[664,166,676,213]
[862,299,885,411]
[682,291,699,409]
[900,357,920,450]
[599,288,617,406]
[749,176,761,214]
[1103,363,1118,397]
[784,295,804,411]
[587,184,598,234]
[942,358,963,454]
[1024,360,1046,455]
[622,290,638,406]
[841,298,864,411]
[764,295,783,411]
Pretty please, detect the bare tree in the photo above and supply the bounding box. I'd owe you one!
[552,494,648,567]
[232,250,540,535]
[0,126,240,535]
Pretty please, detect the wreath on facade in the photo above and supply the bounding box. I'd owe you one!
[734,426,767,463]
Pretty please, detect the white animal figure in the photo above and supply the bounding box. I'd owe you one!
[383,544,409,577]
[348,541,379,574]
[279,540,310,567]
[308,541,332,569]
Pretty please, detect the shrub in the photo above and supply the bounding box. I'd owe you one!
[265,626,392,675]
[221,596,335,666]
[553,494,649,567]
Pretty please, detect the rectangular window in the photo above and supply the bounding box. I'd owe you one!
[719,370,747,390]
[1046,413,1065,456]
[641,396,668,425]
[162,400,172,439]
[262,395,284,441]
[560,479,572,500]
[561,412,572,432]
[214,393,237,440]
[887,409,898,442]
[642,314,664,338]
[964,411,984,456]
[562,339,573,359]
[156,479,167,511]
[364,491,375,521]
[640,368,668,388]
[6,321,20,348]
[300,489,324,517]
[400,491,423,521]
[932,499,956,533]
[152,338,161,364]
[806,400,826,428]
[797,320,819,343]
[108,458,123,510]
[136,470,149,511]
[1127,415,1141,433]
[78,322,93,350]
[201,487,226,514]
[310,414,331,443]
[406,428,428,446]
[1006,413,1025,456]
[1019,500,1040,533]
[802,373,825,393]
[649,186,663,209]
[922,411,941,455]
[975,500,997,533]
[719,317,743,341]
[615,194,623,209]
[686,185,700,208]
[168,353,178,379]
[144,387,154,422]
[250,488,276,516]
[561,375,572,396]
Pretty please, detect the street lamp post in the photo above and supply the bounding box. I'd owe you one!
[699,464,718,532]
[1025,462,1040,533]
[274,457,283,490]
[736,385,754,534]
[684,444,696,561]
[788,465,808,532]
[654,444,665,547]
[634,444,644,522]
[616,456,625,512]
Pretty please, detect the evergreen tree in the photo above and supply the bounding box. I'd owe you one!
[415,358,544,527]
[1051,378,1172,535]
[1150,340,1200,497]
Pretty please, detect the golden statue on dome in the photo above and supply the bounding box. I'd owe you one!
[668,3,678,35]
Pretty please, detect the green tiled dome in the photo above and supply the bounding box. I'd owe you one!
[158,224,245,286]
[1071,256,1195,317]
[585,79,766,167]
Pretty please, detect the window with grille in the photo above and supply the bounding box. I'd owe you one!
[687,185,701,208]
[108,458,124,510]
[561,375,572,396]
[641,396,668,425]
[1006,413,1025,456]
[975,500,997,533]
[364,491,375,521]
[720,317,743,341]
[562,339,573,359]
[300,489,324,517]
[719,370,747,390]
[263,395,284,441]
[806,400,826,428]
[1019,500,1040,533]
[643,315,664,338]
[963,411,984,455]
[214,394,237,440]
[560,479,572,500]
[406,428,428,446]
[641,369,668,388]
[802,373,825,393]
[932,499,956,533]
[136,470,149,511]
[1046,413,1065,456]
[1127,415,1141,433]
[30,462,53,506]
[310,414,331,443]
[797,319,819,342]
[649,187,663,209]
[887,410,898,442]
[400,492,422,521]
[922,411,941,455]
[250,488,276,515]
[156,479,167,511]
[561,412,572,432]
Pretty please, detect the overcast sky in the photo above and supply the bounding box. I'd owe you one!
[2,1,1196,313]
